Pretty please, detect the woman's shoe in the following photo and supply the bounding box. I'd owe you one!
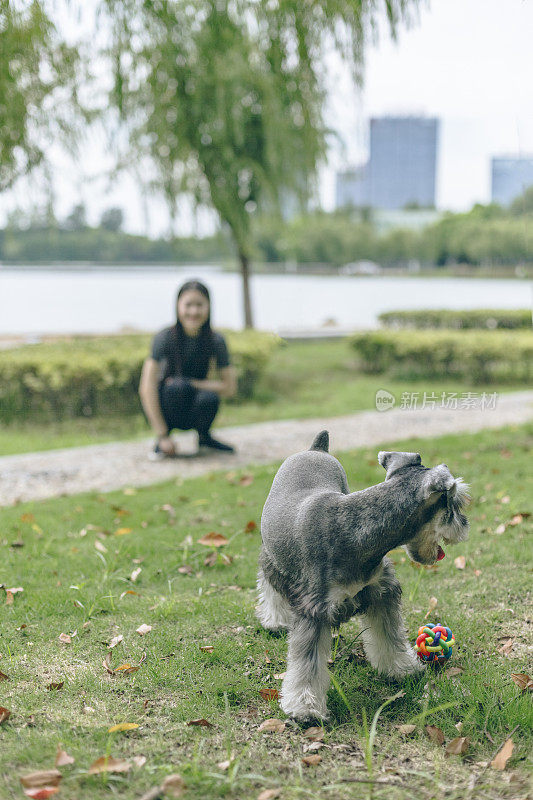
[198,433,235,453]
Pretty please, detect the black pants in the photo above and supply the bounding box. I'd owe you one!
[159,378,219,436]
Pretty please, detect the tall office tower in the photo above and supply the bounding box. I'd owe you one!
[368,117,438,209]
[335,164,369,208]
[491,157,533,206]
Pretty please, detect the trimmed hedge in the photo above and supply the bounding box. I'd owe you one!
[0,330,281,422]
[350,329,533,384]
[379,309,532,330]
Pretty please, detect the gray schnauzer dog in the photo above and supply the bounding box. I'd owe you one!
[256,431,469,721]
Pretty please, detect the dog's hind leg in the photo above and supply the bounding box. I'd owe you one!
[358,560,424,680]
[281,617,331,721]
[256,569,294,631]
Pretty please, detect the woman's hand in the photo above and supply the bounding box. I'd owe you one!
[158,435,177,456]
[189,367,237,398]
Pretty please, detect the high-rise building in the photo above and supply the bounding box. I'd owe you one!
[336,116,438,210]
[368,117,438,209]
[335,164,369,208]
[491,157,533,206]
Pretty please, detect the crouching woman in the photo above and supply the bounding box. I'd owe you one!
[139,280,237,458]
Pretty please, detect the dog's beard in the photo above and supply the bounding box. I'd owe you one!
[405,496,469,565]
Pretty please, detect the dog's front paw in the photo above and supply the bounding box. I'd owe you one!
[280,687,329,722]
[384,650,425,680]
[370,648,424,680]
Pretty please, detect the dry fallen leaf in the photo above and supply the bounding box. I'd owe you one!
[445,736,470,756]
[0,671,9,681]
[203,551,218,567]
[119,590,139,599]
[199,645,214,653]
[398,724,417,736]
[46,682,64,691]
[178,565,193,575]
[115,527,133,536]
[55,745,75,767]
[454,555,466,570]
[511,673,533,692]
[58,633,71,645]
[108,634,124,649]
[108,722,140,733]
[161,773,187,798]
[259,687,279,701]
[425,725,445,745]
[239,474,254,486]
[257,718,286,733]
[245,520,257,533]
[495,524,506,535]
[0,707,12,724]
[132,755,147,768]
[103,650,146,676]
[114,664,140,675]
[5,591,14,605]
[88,756,131,775]
[304,741,324,753]
[131,567,142,582]
[501,495,510,504]
[198,532,229,548]
[20,771,62,790]
[445,666,464,677]
[186,718,213,728]
[273,672,286,680]
[136,624,152,636]
[498,638,515,656]
[257,790,281,800]
[303,726,325,741]
[111,505,131,516]
[302,754,322,766]
[491,737,514,771]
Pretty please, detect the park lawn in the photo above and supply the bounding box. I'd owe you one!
[0,339,524,456]
[1,425,532,800]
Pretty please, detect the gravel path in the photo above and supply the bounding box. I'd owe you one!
[1,390,532,507]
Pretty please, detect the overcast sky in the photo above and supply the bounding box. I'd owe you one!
[2,0,532,236]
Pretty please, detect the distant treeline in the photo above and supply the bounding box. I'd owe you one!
[2,187,532,267]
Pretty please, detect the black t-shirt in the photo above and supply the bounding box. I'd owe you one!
[151,327,230,383]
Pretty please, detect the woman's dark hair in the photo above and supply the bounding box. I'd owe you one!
[171,280,214,377]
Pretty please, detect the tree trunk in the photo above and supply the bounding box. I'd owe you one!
[239,249,254,328]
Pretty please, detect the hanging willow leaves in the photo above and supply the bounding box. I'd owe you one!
[99,0,418,327]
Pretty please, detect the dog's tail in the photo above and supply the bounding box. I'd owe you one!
[310,430,329,452]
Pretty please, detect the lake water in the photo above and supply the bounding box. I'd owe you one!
[0,265,530,336]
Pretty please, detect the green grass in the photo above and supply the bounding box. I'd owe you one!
[1,424,531,799]
[0,339,525,455]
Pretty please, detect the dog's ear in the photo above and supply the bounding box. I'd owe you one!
[310,430,329,452]
[378,451,421,479]
[423,464,456,498]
